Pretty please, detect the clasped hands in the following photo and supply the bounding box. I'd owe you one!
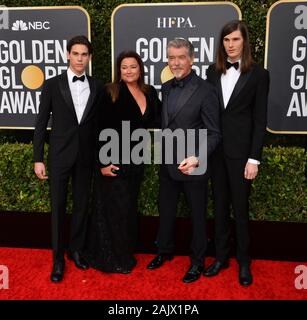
[178,156,199,175]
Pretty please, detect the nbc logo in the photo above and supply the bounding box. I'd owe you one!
[12,19,28,31]
[11,19,50,31]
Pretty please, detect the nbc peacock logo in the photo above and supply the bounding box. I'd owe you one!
[11,19,28,31]
[11,19,50,31]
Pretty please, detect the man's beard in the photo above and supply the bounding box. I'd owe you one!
[172,68,184,78]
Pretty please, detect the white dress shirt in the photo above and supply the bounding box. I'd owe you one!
[220,60,259,165]
[67,68,90,124]
[221,60,241,108]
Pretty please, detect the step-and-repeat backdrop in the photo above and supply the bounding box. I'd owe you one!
[0,1,306,133]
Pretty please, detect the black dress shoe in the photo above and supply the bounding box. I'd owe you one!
[50,261,65,283]
[203,260,230,277]
[239,264,253,286]
[67,251,89,270]
[183,265,203,283]
[147,254,173,270]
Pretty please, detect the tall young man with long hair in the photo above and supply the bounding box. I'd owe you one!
[204,20,270,286]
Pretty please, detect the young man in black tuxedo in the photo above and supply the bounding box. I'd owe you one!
[147,38,220,283]
[33,36,101,283]
[203,20,270,286]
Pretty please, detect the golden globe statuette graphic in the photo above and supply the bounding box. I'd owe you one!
[160,66,174,84]
[21,65,45,90]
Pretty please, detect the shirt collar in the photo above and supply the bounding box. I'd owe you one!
[227,58,241,67]
[173,69,194,87]
[67,68,86,83]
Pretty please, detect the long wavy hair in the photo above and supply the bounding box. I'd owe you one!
[107,51,150,102]
[216,20,253,74]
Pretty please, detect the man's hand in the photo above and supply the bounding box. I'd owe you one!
[34,162,48,180]
[178,156,199,175]
[244,162,258,180]
[100,164,120,177]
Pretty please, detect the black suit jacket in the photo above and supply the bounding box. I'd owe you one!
[206,63,269,161]
[33,71,101,168]
[161,71,221,181]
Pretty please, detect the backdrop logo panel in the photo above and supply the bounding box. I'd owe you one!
[265,0,307,134]
[0,6,90,129]
[112,2,241,93]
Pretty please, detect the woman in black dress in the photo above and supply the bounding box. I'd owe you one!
[85,51,161,273]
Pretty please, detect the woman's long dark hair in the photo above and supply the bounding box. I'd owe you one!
[216,20,253,74]
[107,50,150,102]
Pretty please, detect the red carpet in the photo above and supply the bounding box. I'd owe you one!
[0,248,306,300]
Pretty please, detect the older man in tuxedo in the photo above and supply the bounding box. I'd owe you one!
[33,35,101,283]
[147,38,220,283]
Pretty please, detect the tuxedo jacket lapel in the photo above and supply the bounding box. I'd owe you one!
[226,67,253,108]
[58,72,78,122]
[168,74,199,124]
[217,79,225,110]
[80,76,96,124]
[209,70,225,110]
[162,82,171,127]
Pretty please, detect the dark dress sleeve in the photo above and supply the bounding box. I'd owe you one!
[146,85,162,129]
[96,85,114,168]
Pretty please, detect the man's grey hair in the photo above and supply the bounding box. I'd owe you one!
[167,38,194,58]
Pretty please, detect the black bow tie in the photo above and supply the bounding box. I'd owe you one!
[226,61,239,70]
[72,75,85,82]
[172,78,184,88]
